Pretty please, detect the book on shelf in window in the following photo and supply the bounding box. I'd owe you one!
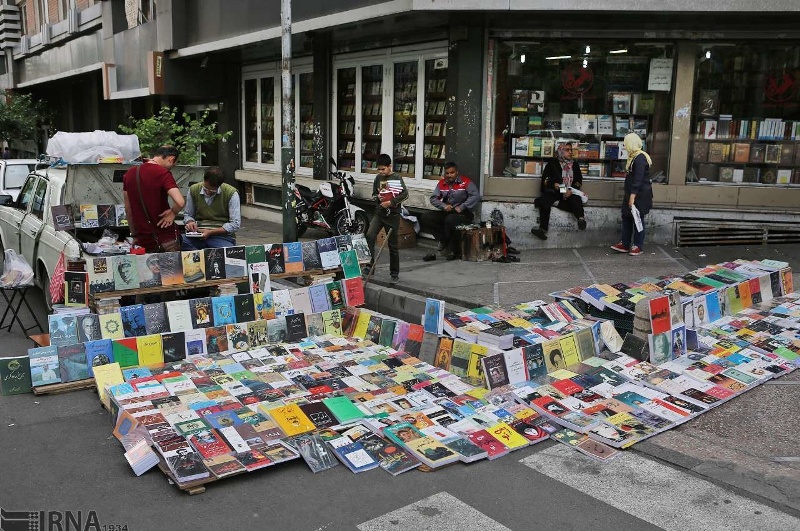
[408,122,416,136]
[614,117,632,138]
[424,164,433,175]
[718,166,734,183]
[750,144,766,163]
[511,90,530,112]
[776,169,793,185]
[528,115,543,132]
[707,142,728,163]
[436,79,446,93]
[424,123,434,136]
[732,143,749,163]
[427,79,436,93]
[779,144,795,165]
[513,137,529,157]
[423,144,433,158]
[433,123,442,137]
[528,137,542,157]
[435,101,446,115]
[596,115,613,137]
[541,138,555,158]
[611,93,631,114]
[764,144,781,164]
[345,141,354,154]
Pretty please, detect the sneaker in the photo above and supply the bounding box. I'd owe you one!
[629,246,643,256]
[577,218,587,230]
[531,228,548,240]
[610,243,629,253]
[390,275,399,284]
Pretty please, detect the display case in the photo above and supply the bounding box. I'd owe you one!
[422,58,448,180]
[298,73,314,169]
[261,77,275,164]
[361,65,384,173]
[393,60,418,178]
[336,67,357,171]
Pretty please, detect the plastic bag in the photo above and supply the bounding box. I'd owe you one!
[46,131,141,164]
[0,249,35,287]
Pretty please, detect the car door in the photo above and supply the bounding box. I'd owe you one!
[0,174,37,253]
[19,176,48,267]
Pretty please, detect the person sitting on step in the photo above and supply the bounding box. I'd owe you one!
[531,142,587,240]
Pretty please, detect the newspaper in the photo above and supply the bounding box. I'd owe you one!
[631,205,644,233]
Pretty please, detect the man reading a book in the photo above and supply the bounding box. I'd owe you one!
[364,153,409,284]
[422,161,481,260]
[181,166,241,250]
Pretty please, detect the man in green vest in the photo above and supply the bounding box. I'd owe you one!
[181,166,241,250]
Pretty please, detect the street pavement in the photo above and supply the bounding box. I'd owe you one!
[0,218,798,530]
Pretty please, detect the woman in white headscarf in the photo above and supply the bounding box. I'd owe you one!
[610,133,653,256]
[531,142,587,240]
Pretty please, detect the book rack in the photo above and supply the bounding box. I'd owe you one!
[32,377,95,396]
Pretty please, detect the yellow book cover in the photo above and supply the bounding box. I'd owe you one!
[267,404,315,436]
[99,313,124,340]
[181,250,206,283]
[135,334,163,367]
[558,333,581,367]
[465,387,489,401]
[596,284,621,297]
[322,309,343,336]
[737,281,753,309]
[93,362,124,408]
[386,384,408,396]
[353,311,372,339]
[506,318,533,330]
[548,369,578,380]
[400,356,423,365]
[542,338,566,372]
[467,344,489,379]
[487,422,530,450]
[512,407,538,420]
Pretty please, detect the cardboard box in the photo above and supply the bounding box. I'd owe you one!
[376,219,416,249]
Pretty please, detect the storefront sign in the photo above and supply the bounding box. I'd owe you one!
[765,70,798,103]
[647,58,673,91]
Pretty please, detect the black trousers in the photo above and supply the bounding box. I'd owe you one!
[421,209,474,255]
[537,189,584,231]
[366,209,400,277]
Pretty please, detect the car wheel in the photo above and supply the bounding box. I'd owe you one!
[39,265,54,313]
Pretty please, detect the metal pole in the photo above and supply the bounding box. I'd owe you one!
[281,0,297,242]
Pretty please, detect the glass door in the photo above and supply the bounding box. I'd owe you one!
[361,65,384,174]
[244,79,258,163]
[393,60,418,179]
[336,67,357,171]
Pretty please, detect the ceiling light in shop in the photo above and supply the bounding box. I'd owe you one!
[520,54,526,63]
[609,49,628,54]
[582,59,588,68]
[585,45,591,54]
[545,55,572,60]
[705,50,711,59]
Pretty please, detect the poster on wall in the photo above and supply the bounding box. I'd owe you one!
[648,58,673,91]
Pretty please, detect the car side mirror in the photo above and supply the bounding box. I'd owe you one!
[0,194,13,206]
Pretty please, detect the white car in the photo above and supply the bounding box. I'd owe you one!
[0,159,40,201]
[0,163,205,309]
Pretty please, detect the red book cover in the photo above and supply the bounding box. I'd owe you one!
[467,430,509,459]
[343,277,365,307]
[648,296,671,335]
[189,429,233,459]
[550,379,583,396]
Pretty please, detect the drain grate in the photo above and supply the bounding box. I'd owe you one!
[676,219,800,247]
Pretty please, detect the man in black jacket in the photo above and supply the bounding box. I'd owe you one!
[531,143,587,240]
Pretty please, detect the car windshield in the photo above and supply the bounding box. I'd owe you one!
[5,164,35,189]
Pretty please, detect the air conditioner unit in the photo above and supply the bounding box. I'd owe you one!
[40,24,50,45]
[67,9,79,34]
[19,35,29,54]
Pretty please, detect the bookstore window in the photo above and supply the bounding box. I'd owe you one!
[242,62,313,174]
[332,47,447,185]
[490,40,674,181]
[689,43,800,186]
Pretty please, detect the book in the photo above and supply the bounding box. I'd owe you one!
[99,313,124,340]
[351,234,371,262]
[50,204,74,231]
[64,271,88,307]
[339,249,361,279]
[92,362,124,408]
[57,344,89,382]
[266,244,285,275]
[267,404,316,436]
[120,304,147,337]
[113,255,139,290]
[272,289,293,317]
[308,284,331,314]
[204,248,226,280]
[158,252,183,286]
[28,345,61,387]
[423,298,445,335]
[80,204,99,228]
[166,300,193,332]
[224,246,247,278]
[115,205,128,227]
[205,326,229,354]
[289,287,313,315]
[211,296,236,326]
[111,338,139,367]
[254,292,276,320]
[323,396,365,424]
[143,302,169,335]
[136,334,163,366]
[317,238,340,269]
[181,250,206,283]
[322,309,343,336]
[161,332,186,363]
[342,277,365,307]
[84,339,113,376]
[0,355,32,395]
[285,313,308,342]
[327,436,381,473]
[288,433,339,473]
[248,262,271,294]
[189,297,213,328]
[87,257,115,294]
[245,244,267,265]
[301,241,322,271]
[326,281,345,310]
[283,242,304,274]
[234,293,256,323]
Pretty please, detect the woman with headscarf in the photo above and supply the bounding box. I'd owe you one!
[531,142,587,240]
[611,133,653,256]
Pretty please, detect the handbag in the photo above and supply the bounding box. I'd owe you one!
[135,165,180,252]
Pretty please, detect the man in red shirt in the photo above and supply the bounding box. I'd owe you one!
[123,145,186,251]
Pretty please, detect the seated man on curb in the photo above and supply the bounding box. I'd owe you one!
[422,161,481,260]
[181,166,241,250]
[530,143,587,240]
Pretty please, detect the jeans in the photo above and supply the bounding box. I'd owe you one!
[420,209,474,256]
[366,209,400,277]
[181,233,236,250]
[621,216,645,249]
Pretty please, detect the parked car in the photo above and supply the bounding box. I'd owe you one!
[0,163,205,309]
[0,159,40,201]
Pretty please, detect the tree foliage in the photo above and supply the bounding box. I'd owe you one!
[0,91,55,144]
[119,107,230,165]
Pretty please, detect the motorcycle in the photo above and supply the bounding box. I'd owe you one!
[293,160,369,237]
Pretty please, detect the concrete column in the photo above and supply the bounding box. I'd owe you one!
[312,31,331,181]
[667,41,696,186]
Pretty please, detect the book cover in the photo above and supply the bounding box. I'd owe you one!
[481,352,510,390]
[379,319,397,347]
[161,332,186,363]
[327,436,380,473]
[184,329,206,356]
[366,314,384,344]
[224,246,247,278]
[317,237,340,269]
[204,248,226,280]
[80,204,99,228]
[234,293,256,323]
[334,235,353,253]
[254,292,276,320]
[190,297,213,328]
[28,345,61,387]
[226,323,250,351]
[267,404,316,436]
[308,284,331,314]
[283,242,304,274]
[74,314,101,343]
[266,317,288,343]
[143,302,169,335]
[136,254,161,288]
[304,312,325,337]
[418,331,440,366]
[92,362,124,408]
[205,326,229,354]
[50,204,74,231]
[113,255,139,291]
[88,257,115,294]
[648,296,671,335]
[289,287,313,315]
[288,432,339,473]
[97,205,115,227]
[115,204,128,227]
[182,250,206,283]
[166,300,193,332]
[301,241,322,271]
[322,310,343,336]
[0,356,32,395]
[648,332,672,365]
[158,252,183,286]
[423,298,445,335]
[285,313,308,342]
[99,313,124,340]
[272,289,293,317]
[136,334,163,366]
[266,244,285,275]
[351,234,371,262]
[352,311,372,339]
[343,277,365,306]
[339,249,361,279]
[57,344,89,382]
[325,281,345,310]
[120,304,147,337]
[247,320,268,346]
[245,244,267,265]
[211,295,236,326]
[84,339,114,377]
[322,396,365,424]
[248,262,271,294]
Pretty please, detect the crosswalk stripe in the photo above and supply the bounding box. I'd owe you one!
[358,491,512,531]
[520,445,799,531]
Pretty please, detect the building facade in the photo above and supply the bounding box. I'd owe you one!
[5,1,800,248]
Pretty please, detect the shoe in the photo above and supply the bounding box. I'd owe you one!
[390,275,399,284]
[629,246,643,256]
[506,246,520,255]
[531,228,548,240]
[578,218,587,230]
[436,242,445,252]
[610,243,629,253]
[423,253,437,262]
